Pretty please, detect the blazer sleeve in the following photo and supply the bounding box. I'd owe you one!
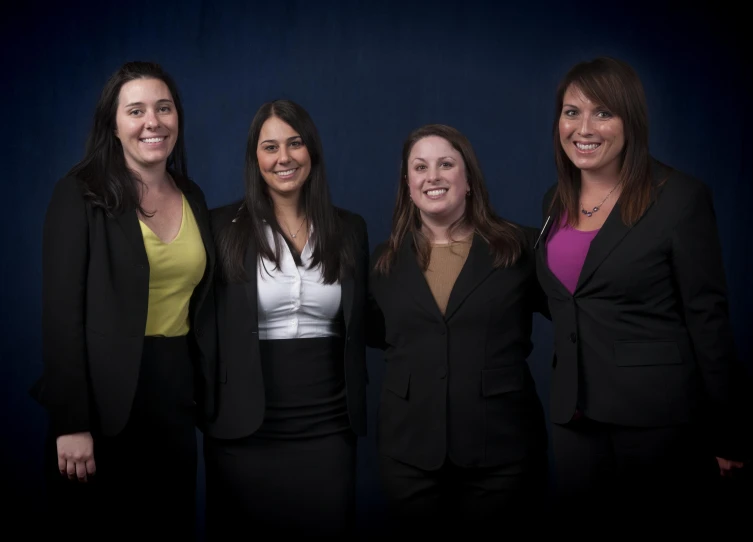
[365,244,388,350]
[39,177,91,437]
[671,182,751,461]
[523,226,551,320]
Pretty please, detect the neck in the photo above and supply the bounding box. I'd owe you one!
[580,170,620,193]
[420,212,470,244]
[132,163,173,199]
[270,192,304,221]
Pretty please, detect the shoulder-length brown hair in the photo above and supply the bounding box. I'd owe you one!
[375,124,523,275]
[550,56,653,227]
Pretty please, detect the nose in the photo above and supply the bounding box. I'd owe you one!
[278,146,291,164]
[145,109,160,129]
[426,165,441,183]
[577,115,592,136]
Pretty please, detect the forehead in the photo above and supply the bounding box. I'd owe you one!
[409,135,460,159]
[259,116,300,140]
[118,78,172,104]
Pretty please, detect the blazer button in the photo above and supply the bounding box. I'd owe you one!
[569,332,577,343]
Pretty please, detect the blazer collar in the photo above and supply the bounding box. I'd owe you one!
[397,232,493,321]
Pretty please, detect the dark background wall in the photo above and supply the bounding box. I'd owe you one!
[2,0,750,534]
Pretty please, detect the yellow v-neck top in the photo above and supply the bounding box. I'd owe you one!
[139,194,206,337]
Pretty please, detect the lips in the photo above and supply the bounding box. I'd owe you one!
[140,136,166,144]
[274,168,298,179]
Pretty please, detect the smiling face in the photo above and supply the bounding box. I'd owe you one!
[559,84,625,180]
[114,78,178,174]
[256,116,312,200]
[406,135,469,226]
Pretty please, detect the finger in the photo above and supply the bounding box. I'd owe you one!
[86,457,96,477]
[75,461,88,483]
[58,456,67,476]
[66,461,77,480]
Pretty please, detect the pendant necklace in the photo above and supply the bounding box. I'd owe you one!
[581,183,620,217]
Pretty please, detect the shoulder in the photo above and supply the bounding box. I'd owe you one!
[209,200,244,231]
[541,183,558,215]
[653,161,711,212]
[334,207,367,229]
[500,219,538,250]
[183,178,208,202]
[46,175,89,214]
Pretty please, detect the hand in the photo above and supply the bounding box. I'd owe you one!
[57,432,96,482]
[716,456,744,478]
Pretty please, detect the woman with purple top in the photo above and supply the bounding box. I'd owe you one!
[535,56,749,525]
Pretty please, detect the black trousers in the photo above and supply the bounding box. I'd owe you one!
[378,452,548,537]
[551,418,728,530]
[42,336,198,540]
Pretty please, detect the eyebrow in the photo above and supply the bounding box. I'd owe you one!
[411,156,456,162]
[259,135,303,145]
[123,98,174,108]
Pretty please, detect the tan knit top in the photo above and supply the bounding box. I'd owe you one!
[423,237,472,315]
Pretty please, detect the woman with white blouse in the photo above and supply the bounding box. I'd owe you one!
[203,100,370,538]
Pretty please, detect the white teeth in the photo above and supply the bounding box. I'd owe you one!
[275,169,296,176]
[576,142,599,150]
[426,188,447,197]
[141,137,164,143]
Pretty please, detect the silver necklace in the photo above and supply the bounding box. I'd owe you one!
[285,216,307,239]
[581,184,619,217]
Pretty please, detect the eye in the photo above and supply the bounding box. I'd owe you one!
[596,110,613,119]
[563,109,577,117]
[415,164,426,171]
[158,105,172,113]
[263,144,278,152]
[128,109,142,116]
[289,140,304,148]
[441,161,453,168]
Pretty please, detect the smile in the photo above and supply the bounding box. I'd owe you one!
[575,142,600,151]
[140,137,165,144]
[425,188,448,197]
[275,168,298,178]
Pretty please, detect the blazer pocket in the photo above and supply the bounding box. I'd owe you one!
[614,341,682,367]
[481,366,523,397]
[384,366,410,399]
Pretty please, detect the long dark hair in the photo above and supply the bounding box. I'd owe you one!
[216,99,355,284]
[67,61,189,216]
[375,124,524,275]
[550,56,654,227]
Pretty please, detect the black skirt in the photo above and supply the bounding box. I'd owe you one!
[204,336,356,538]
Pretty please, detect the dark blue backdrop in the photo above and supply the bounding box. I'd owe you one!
[2,0,750,535]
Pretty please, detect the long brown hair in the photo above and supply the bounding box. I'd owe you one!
[550,56,654,227]
[215,100,356,284]
[375,124,523,275]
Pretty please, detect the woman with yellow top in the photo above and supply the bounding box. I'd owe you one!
[31,61,215,540]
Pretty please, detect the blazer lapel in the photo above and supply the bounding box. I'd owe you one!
[243,237,260,333]
[574,201,632,292]
[444,234,494,320]
[115,210,149,267]
[342,274,354,332]
[396,236,444,322]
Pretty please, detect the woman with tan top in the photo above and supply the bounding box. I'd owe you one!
[367,124,549,536]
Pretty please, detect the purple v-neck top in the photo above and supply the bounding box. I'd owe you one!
[546,222,600,294]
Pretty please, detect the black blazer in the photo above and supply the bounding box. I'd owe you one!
[536,160,750,460]
[31,175,217,438]
[204,203,370,440]
[367,228,549,471]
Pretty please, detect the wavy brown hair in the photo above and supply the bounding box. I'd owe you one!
[550,56,655,227]
[375,124,523,275]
